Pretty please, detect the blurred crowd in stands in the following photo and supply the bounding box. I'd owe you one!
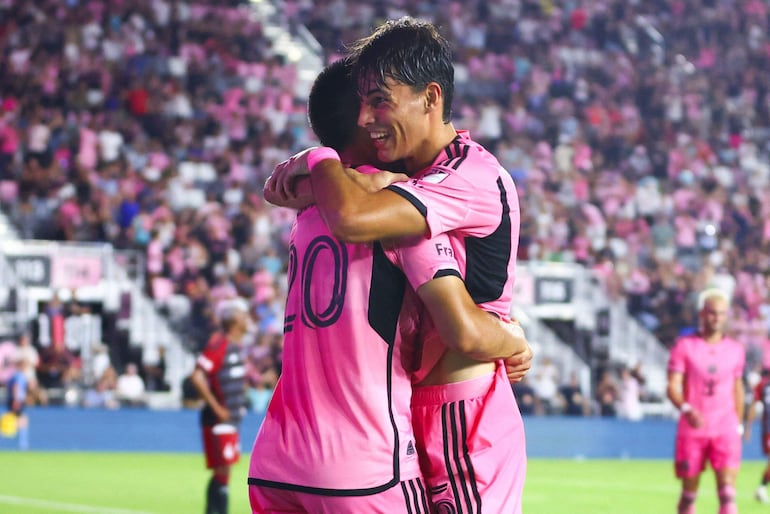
[1,0,770,415]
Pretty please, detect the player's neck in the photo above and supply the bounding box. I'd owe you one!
[404,122,457,175]
[700,330,723,343]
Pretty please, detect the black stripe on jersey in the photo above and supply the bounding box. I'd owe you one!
[448,145,469,170]
[385,185,428,218]
[439,135,467,169]
[368,242,407,345]
[459,400,482,512]
[433,269,462,280]
[464,177,511,304]
[369,240,406,492]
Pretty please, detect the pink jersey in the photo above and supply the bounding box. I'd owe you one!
[387,130,520,320]
[248,206,458,494]
[668,334,745,436]
[387,130,520,382]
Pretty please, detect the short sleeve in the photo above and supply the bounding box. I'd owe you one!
[667,338,686,374]
[390,233,461,291]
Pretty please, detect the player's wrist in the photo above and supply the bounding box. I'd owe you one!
[679,402,692,414]
[307,147,341,172]
[737,423,745,436]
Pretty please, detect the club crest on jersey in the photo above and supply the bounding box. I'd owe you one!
[420,168,449,184]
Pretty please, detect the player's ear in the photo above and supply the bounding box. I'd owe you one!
[424,82,442,113]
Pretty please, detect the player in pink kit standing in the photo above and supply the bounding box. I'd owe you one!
[249,58,531,514]
[667,288,746,514]
[269,17,526,513]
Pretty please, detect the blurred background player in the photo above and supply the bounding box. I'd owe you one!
[745,368,770,503]
[667,288,745,514]
[4,351,30,449]
[191,298,249,514]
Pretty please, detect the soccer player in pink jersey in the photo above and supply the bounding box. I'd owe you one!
[667,288,746,514]
[268,17,527,513]
[249,58,530,514]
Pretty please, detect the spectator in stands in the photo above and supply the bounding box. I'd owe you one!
[531,356,560,415]
[82,367,119,410]
[143,346,170,392]
[16,333,46,406]
[558,373,589,416]
[0,338,17,386]
[37,342,80,393]
[617,365,643,421]
[513,376,537,416]
[595,369,619,417]
[115,363,147,408]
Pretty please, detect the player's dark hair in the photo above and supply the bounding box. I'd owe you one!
[349,17,454,123]
[307,58,359,152]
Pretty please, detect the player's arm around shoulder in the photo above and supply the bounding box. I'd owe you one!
[316,175,428,242]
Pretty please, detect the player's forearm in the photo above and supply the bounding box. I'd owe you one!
[190,369,225,413]
[465,313,528,361]
[311,160,427,242]
[735,380,745,421]
[666,377,685,409]
[436,307,525,361]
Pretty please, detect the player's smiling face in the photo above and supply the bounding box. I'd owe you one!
[357,74,429,169]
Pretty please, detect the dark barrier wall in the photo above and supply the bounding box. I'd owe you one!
[0,408,765,460]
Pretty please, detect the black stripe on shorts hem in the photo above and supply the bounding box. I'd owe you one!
[247,476,398,497]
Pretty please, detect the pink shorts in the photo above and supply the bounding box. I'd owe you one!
[674,429,742,478]
[249,478,429,514]
[411,363,526,514]
[202,424,240,469]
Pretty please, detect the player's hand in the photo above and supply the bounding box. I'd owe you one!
[683,409,703,428]
[264,175,315,209]
[215,405,231,423]
[505,320,534,384]
[265,147,318,203]
[742,423,751,442]
[353,171,409,192]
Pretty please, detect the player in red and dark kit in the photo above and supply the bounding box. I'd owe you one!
[191,298,249,514]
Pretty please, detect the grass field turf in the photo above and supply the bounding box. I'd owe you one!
[0,452,768,513]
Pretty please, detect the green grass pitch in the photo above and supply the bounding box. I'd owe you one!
[0,452,768,513]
